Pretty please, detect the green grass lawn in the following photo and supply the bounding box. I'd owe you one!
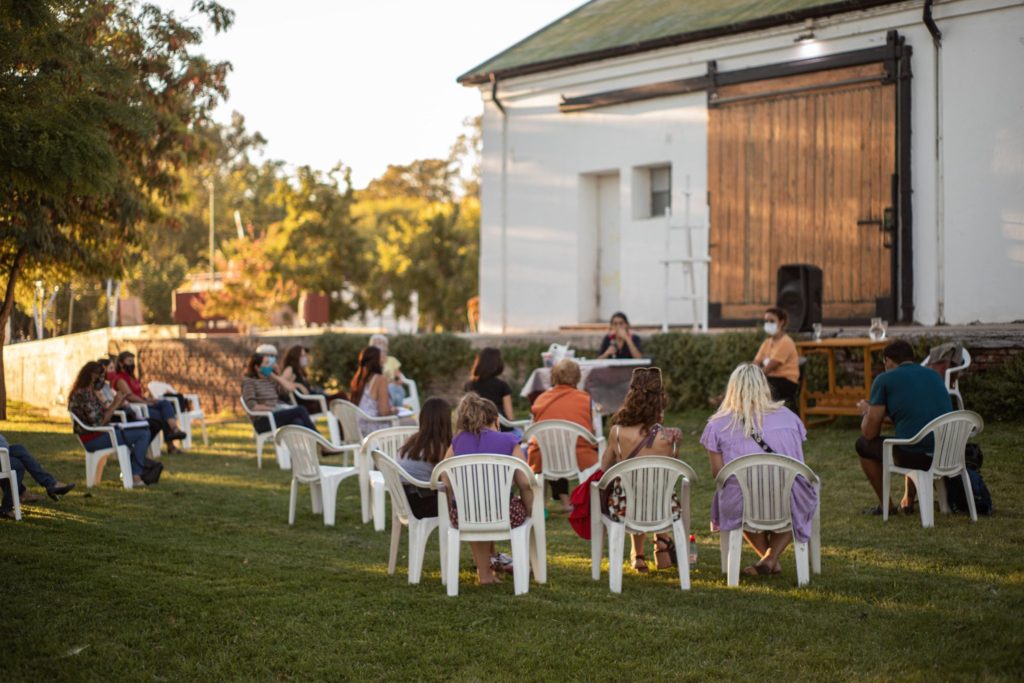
[3,403,1022,681]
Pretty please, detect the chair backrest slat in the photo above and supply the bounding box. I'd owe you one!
[371,450,415,523]
[433,454,529,534]
[927,411,983,475]
[330,400,365,444]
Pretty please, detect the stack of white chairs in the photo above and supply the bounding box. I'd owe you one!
[275,426,358,527]
[715,453,821,587]
[68,412,136,489]
[591,456,697,593]
[371,450,445,584]
[921,348,971,410]
[148,381,208,450]
[239,399,291,470]
[0,447,22,520]
[882,410,984,527]
[432,454,546,596]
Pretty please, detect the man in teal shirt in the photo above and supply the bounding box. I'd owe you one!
[855,339,953,514]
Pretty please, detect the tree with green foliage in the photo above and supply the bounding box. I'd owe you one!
[0,0,233,418]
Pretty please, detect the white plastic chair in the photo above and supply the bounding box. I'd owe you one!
[714,453,821,587]
[0,447,22,521]
[590,456,697,593]
[523,419,601,493]
[499,415,531,430]
[921,348,971,410]
[359,426,418,531]
[371,450,445,584]
[148,381,208,449]
[431,454,546,596]
[291,389,343,446]
[400,378,421,412]
[275,426,358,527]
[124,402,163,458]
[330,399,401,446]
[240,398,291,470]
[68,412,135,489]
[882,410,984,527]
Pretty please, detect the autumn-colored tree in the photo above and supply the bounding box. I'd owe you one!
[0,0,233,417]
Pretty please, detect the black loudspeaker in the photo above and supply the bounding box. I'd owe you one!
[777,264,823,332]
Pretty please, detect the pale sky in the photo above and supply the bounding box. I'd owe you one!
[158,0,585,187]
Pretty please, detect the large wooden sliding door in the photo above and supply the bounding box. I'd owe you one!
[708,63,896,321]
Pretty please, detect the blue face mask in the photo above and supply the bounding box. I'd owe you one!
[259,365,273,377]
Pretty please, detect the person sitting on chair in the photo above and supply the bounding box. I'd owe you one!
[701,363,817,577]
[350,346,397,436]
[110,351,188,452]
[526,359,599,512]
[370,334,408,410]
[464,347,517,430]
[69,361,153,488]
[0,432,75,519]
[395,397,452,519]
[855,339,953,515]
[280,344,346,414]
[753,307,800,406]
[597,311,644,360]
[601,367,682,573]
[241,350,316,434]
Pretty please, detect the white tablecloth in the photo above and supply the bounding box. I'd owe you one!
[519,358,651,412]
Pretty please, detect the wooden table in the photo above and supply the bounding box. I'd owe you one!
[796,337,889,427]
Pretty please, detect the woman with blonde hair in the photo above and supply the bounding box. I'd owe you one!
[700,363,817,576]
[601,367,682,573]
[442,393,534,585]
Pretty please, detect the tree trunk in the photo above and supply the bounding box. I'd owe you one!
[0,247,28,420]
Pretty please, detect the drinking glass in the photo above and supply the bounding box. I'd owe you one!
[812,323,823,341]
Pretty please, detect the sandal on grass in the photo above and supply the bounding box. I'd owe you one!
[631,554,649,574]
[653,536,677,569]
[742,563,781,577]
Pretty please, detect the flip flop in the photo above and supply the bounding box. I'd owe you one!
[632,555,649,574]
[742,563,782,576]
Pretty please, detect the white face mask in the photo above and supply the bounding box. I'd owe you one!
[764,321,779,336]
[299,356,309,368]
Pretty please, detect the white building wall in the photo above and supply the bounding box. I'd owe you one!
[475,0,1024,332]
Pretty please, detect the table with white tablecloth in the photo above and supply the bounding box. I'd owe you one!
[519,358,651,412]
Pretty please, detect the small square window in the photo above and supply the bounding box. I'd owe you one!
[650,166,671,217]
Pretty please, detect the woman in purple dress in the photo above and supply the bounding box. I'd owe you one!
[442,393,534,585]
[700,363,818,576]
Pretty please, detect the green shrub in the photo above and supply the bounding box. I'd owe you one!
[645,332,763,411]
[310,332,474,396]
[960,351,1024,422]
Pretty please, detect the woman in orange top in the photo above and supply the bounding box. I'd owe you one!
[753,307,801,406]
[526,359,599,512]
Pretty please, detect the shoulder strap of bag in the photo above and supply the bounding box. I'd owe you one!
[624,424,661,460]
[751,431,775,454]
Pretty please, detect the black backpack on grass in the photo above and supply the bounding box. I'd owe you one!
[944,444,992,515]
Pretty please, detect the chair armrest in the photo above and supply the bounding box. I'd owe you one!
[294,390,328,414]
[77,422,119,441]
[112,410,128,423]
[185,393,201,411]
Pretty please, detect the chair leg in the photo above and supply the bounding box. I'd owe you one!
[181,415,193,450]
[359,456,372,524]
[288,478,298,526]
[937,477,950,514]
[321,479,340,526]
[794,540,810,586]
[309,481,324,515]
[811,507,822,575]
[673,520,690,591]
[962,470,978,522]
[116,447,133,490]
[407,520,432,585]
[388,514,402,576]
[446,529,461,597]
[511,525,532,595]
[727,529,743,587]
[607,522,625,593]
[590,492,603,581]
[438,522,447,586]
[85,452,103,488]
[915,472,934,528]
[9,470,21,521]
[200,420,209,446]
[255,435,264,469]
[372,477,386,532]
[531,507,547,584]
[881,465,892,522]
[327,415,342,447]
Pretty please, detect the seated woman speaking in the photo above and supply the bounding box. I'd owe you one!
[526,359,599,512]
[241,351,315,434]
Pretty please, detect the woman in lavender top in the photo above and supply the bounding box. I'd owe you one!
[700,363,818,576]
[441,393,533,585]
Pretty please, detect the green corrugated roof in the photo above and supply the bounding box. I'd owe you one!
[458,0,899,84]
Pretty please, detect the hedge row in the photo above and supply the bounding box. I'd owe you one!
[308,332,1021,422]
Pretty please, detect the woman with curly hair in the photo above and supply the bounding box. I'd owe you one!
[700,363,816,577]
[600,367,682,573]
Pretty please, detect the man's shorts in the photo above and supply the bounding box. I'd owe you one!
[855,436,932,470]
